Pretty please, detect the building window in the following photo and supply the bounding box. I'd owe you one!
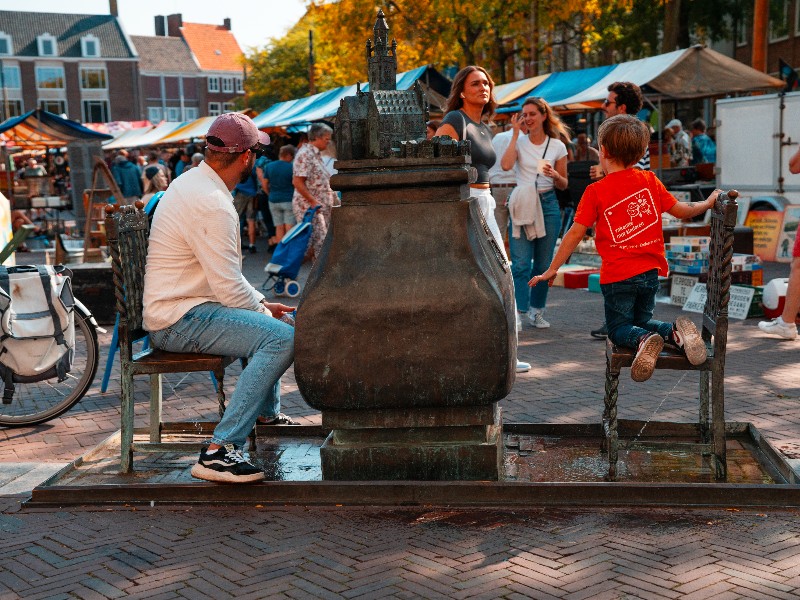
[147,107,163,123]
[736,14,749,46]
[222,77,234,93]
[222,102,235,113]
[208,102,221,116]
[0,31,12,56]
[82,100,109,122]
[39,99,67,115]
[235,77,243,93]
[80,67,107,89]
[796,0,800,34]
[184,107,198,120]
[769,0,790,41]
[81,35,100,58]
[208,77,219,93]
[36,66,65,89]
[0,99,23,121]
[166,107,180,121]
[37,33,58,57]
[1,65,20,89]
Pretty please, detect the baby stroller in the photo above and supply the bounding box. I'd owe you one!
[262,206,320,298]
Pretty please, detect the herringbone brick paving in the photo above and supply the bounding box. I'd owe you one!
[2,501,800,599]
[1,250,799,597]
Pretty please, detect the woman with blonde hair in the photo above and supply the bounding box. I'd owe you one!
[501,96,570,329]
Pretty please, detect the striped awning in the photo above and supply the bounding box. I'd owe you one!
[0,109,112,148]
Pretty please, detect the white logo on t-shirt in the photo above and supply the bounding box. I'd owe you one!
[603,187,659,244]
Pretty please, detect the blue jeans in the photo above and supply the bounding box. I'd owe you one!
[150,302,295,449]
[600,269,673,349]
[509,189,561,312]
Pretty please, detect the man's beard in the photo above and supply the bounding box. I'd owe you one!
[238,154,255,184]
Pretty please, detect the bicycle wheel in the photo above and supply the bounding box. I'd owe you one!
[0,308,99,427]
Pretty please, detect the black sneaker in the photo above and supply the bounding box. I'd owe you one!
[259,413,300,425]
[590,323,607,339]
[190,443,264,483]
[248,245,257,254]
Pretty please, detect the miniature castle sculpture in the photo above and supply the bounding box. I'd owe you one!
[295,10,514,481]
[335,9,428,160]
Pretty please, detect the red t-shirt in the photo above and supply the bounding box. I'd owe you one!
[574,169,677,284]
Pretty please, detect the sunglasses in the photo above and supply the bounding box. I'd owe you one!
[603,99,617,107]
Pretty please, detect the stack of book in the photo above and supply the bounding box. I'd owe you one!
[665,236,710,274]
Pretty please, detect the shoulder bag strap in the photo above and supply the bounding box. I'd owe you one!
[36,265,66,347]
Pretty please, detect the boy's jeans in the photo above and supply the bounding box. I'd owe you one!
[150,302,295,449]
[600,269,673,349]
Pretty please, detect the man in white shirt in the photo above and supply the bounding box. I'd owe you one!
[144,113,298,484]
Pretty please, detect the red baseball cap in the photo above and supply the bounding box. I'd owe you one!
[206,113,270,153]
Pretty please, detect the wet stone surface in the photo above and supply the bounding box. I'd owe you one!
[54,433,776,486]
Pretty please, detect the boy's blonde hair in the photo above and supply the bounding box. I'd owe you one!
[597,114,650,168]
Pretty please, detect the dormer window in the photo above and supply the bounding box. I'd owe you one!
[37,33,58,57]
[81,35,100,58]
[0,32,12,56]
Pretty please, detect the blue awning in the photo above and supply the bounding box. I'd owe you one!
[497,65,615,113]
[253,65,451,129]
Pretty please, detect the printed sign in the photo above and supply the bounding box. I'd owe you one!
[745,211,784,262]
[682,283,707,314]
[603,187,659,244]
[728,286,755,320]
[775,205,800,264]
[682,283,754,320]
[670,275,699,306]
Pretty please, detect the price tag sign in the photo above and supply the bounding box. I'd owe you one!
[671,275,699,306]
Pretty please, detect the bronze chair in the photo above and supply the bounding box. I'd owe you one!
[603,190,739,481]
[105,202,236,472]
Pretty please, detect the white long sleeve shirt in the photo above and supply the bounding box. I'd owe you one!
[143,160,264,331]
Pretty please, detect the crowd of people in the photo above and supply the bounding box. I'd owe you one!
[104,126,338,261]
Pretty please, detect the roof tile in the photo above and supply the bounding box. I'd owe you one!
[179,23,243,72]
[131,35,199,73]
[0,10,134,58]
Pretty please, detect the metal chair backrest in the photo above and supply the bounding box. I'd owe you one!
[702,190,739,359]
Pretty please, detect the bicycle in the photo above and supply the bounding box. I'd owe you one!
[0,266,102,427]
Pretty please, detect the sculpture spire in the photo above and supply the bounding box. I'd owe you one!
[367,9,396,91]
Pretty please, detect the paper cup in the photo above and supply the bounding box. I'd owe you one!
[537,159,552,174]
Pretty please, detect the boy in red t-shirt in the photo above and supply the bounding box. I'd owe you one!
[530,115,721,382]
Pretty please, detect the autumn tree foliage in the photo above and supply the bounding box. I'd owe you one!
[243,0,753,111]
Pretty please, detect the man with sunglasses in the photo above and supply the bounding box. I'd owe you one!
[144,113,299,484]
[590,82,650,338]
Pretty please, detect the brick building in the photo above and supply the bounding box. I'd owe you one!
[131,34,200,123]
[727,2,799,76]
[0,9,139,123]
[153,14,245,118]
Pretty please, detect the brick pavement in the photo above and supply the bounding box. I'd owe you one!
[1,245,799,598]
